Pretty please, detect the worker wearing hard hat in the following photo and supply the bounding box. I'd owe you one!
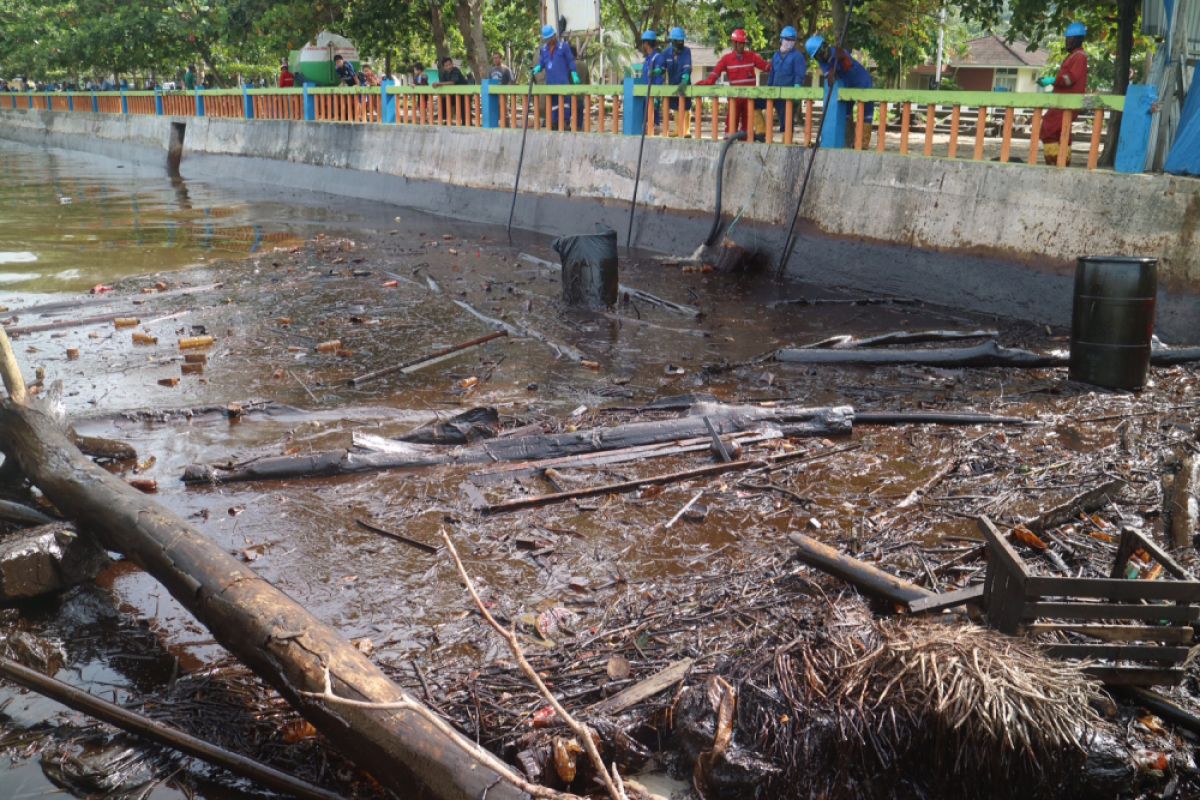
[1038,22,1089,166]
[765,26,806,134]
[806,34,874,146]
[532,24,582,128]
[698,29,771,137]
[663,28,692,89]
[639,30,667,126]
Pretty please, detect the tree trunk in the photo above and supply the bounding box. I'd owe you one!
[830,0,847,41]
[453,0,489,81]
[430,0,451,64]
[1101,0,1139,168]
[0,402,527,800]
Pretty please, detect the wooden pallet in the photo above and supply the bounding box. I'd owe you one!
[979,516,1199,686]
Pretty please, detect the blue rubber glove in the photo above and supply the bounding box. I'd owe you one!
[531,65,543,75]
[570,71,581,84]
[1037,75,1055,87]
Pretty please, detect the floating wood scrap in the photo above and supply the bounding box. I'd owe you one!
[0,400,529,799]
[775,340,1200,368]
[518,253,702,318]
[799,329,998,349]
[787,532,934,606]
[0,657,342,800]
[181,402,853,484]
[347,331,507,387]
[977,515,1200,687]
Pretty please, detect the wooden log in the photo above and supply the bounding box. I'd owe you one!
[787,532,934,605]
[0,402,526,800]
[347,331,507,387]
[1025,478,1125,534]
[586,658,694,716]
[183,403,853,485]
[1165,451,1200,549]
[0,657,342,800]
[776,341,1065,368]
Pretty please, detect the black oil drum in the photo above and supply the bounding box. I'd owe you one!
[1069,256,1157,390]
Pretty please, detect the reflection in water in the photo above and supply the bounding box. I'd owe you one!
[0,140,320,295]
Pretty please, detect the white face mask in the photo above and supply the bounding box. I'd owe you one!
[780,39,796,53]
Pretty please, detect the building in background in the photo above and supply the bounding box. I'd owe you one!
[907,34,1047,93]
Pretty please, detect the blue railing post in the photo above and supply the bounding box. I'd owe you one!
[303,83,315,121]
[622,77,645,135]
[1115,84,1158,174]
[243,85,254,119]
[480,79,499,128]
[819,82,847,148]
[27,93,34,109]
[66,94,74,112]
[120,89,128,114]
[195,90,205,117]
[155,89,164,115]
[381,80,396,124]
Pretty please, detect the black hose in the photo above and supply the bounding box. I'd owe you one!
[625,69,655,250]
[505,78,536,244]
[773,0,858,279]
[704,130,747,247]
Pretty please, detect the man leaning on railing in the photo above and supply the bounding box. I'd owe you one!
[1038,21,1089,167]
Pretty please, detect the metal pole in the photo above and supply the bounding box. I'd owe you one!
[933,5,946,88]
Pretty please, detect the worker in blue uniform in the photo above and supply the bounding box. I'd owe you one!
[807,34,874,146]
[532,23,581,128]
[765,27,805,133]
[662,27,692,130]
[639,30,666,126]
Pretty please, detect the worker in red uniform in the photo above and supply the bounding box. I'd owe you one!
[1038,21,1088,166]
[698,29,770,137]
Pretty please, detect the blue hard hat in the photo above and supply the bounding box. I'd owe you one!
[1065,21,1086,38]
[641,30,657,42]
[669,27,685,42]
[805,35,825,60]
[781,26,798,40]
[541,24,555,39]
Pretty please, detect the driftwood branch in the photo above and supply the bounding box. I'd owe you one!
[0,325,27,404]
[348,331,507,387]
[442,529,624,800]
[0,656,341,800]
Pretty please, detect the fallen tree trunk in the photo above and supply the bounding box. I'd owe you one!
[0,656,342,800]
[787,532,933,605]
[182,403,854,485]
[0,402,528,800]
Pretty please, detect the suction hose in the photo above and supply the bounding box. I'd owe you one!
[704,131,748,247]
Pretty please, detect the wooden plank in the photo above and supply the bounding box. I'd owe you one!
[1045,644,1191,663]
[1025,575,1200,602]
[852,101,862,149]
[587,658,694,716]
[923,103,934,156]
[766,101,775,144]
[1089,107,1104,170]
[1024,602,1200,623]
[1025,623,1194,643]
[1086,667,1185,687]
[876,101,887,152]
[948,105,960,157]
[974,106,988,160]
[836,87,1124,112]
[999,107,1014,162]
[694,97,703,140]
[900,102,911,154]
[803,99,813,146]
[1125,527,1192,580]
[908,583,984,614]
[1057,109,1072,166]
[784,100,794,144]
[977,516,1028,586]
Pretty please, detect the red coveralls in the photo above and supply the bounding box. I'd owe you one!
[1040,48,1088,162]
[698,50,770,136]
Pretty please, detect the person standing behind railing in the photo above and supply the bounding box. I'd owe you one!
[278,59,296,88]
[488,53,514,85]
[639,31,666,125]
[531,24,581,129]
[663,27,692,135]
[697,29,770,138]
[766,27,806,136]
[1037,22,1088,167]
[806,35,873,147]
[183,65,196,91]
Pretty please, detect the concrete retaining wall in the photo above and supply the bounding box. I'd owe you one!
[2,108,1198,336]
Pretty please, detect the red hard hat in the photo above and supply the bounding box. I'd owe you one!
[730,29,748,43]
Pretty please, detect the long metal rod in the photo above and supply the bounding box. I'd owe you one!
[505,78,536,244]
[773,0,859,279]
[625,69,654,250]
[0,656,343,800]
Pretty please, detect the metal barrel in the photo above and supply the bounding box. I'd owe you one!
[1069,256,1158,390]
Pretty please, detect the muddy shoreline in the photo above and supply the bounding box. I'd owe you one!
[2,210,1200,799]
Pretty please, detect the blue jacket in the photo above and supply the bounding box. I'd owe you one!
[817,47,873,89]
[538,39,577,85]
[662,45,692,85]
[640,49,666,85]
[768,49,806,88]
